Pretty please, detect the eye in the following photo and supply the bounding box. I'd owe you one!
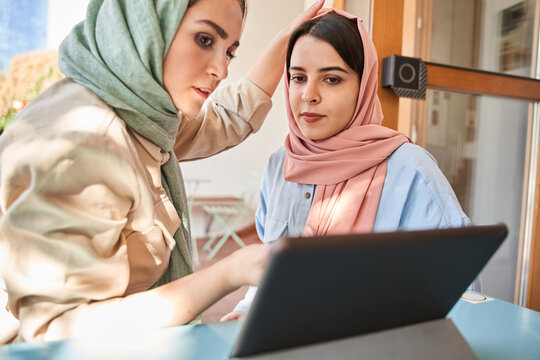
[290,74,306,83]
[196,33,214,48]
[226,50,236,62]
[324,76,342,85]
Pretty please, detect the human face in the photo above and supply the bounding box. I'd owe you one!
[163,0,242,116]
[288,35,360,141]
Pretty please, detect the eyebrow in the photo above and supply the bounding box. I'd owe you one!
[289,66,350,74]
[197,20,240,47]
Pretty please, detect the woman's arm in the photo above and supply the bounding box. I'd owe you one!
[67,244,268,333]
[2,155,269,342]
[174,78,271,160]
[245,1,324,97]
[0,116,269,343]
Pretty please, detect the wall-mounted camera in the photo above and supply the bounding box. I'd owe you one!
[382,55,427,100]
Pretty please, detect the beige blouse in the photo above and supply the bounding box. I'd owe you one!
[0,77,271,343]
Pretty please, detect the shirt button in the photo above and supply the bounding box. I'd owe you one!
[305,192,311,199]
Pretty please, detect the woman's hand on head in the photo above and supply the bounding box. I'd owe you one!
[281,1,325,38]
[245,1,325,97]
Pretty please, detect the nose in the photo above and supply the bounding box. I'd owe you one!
[301,81,320,104]
[207,53,229,80]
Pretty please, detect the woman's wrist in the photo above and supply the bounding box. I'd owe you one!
[214,252,243,291]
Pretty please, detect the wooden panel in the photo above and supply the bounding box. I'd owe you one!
[526,0,540,311]
[333,0,345,10]
[410,0,432,147]
[529,167,540,311]
[372,0,404,131]
[426,63,540,102]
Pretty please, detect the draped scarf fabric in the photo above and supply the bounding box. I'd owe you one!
[283,9,411,236]
[59,0,193,287]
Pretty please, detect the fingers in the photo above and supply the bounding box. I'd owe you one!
[280,0,325,39]
[307,0,325,16]
[220,310,245,322]
[296,1,325,24]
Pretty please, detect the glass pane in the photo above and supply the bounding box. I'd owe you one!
[0,1,49,72]
[425,89,530,302]
[0,0,52,132]
[431,0,535,77]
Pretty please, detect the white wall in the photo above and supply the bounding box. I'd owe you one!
[345,0,372,31]
[46,0,89,50]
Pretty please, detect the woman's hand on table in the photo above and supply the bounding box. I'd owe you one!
[220,310,245,322]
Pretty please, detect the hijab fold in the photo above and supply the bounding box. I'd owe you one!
[283,9,411,236]
[59,0,193,287]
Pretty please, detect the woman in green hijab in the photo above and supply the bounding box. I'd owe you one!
[0,0,324,343]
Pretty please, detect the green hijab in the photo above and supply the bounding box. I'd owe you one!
[59,0,193,287]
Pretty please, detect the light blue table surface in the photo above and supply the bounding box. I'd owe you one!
[1,297,539,360]
[448,297,540,360]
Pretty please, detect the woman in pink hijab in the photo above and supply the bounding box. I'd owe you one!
[223,10,470,321]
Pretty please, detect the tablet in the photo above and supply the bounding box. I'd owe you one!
[231,224,507,358]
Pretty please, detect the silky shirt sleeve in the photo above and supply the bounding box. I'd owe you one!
[373,143,471,232]
[173,78,272,161]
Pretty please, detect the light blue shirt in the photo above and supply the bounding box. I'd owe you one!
[236,143,471,313]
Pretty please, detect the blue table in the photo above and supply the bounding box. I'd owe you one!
[448,298,540,359]
[1,297,539,359]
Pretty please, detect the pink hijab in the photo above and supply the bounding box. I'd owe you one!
[283,9,411,236]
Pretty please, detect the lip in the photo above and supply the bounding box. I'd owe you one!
[300,112,325,123]
[193,86,214,99]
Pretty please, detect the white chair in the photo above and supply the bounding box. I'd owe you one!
[185,178,211,266]
[202,171,260,260]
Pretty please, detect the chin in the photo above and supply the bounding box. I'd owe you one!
[304,132,332,141]
[178,104,203,117]
[182,109,201,117]
[299,128,320,141]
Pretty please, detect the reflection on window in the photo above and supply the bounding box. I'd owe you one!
[426,91,476,215]
[499,2,534,72]
[425,89,530,302]
[431,0,535,75]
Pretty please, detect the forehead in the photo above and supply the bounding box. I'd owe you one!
[182,0,243,39]
[290,35,348,69]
